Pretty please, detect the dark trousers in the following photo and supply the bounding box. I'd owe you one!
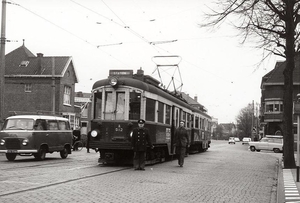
[133,151,146,169]
[177,147,186,166]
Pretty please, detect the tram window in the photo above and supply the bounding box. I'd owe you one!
[182,112,186,126]
[158,102,164,123]
[165,105,171,124]
[195,116,199,129]
[129,91,141,120]
[200,118,203,129]
[146,98,155,121]
[104,92,113,120]
[116,92,125,120]
[175,109,179,127]
[187,113,190,128]
[94,92,102,119]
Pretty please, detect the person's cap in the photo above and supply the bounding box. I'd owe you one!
[138,119,145,124]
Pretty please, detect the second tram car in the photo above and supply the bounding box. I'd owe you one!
[88,69,212,164]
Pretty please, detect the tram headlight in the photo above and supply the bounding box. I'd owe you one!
[109,77,118,87]
[91,130,99,138]
[0,139,5,146]
[22,139,29,146]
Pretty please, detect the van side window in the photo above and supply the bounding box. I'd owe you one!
[35,119,46,130]
[48,120,58,130]
[58,121,69,130]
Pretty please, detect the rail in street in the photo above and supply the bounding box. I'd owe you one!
[0,140,281,203]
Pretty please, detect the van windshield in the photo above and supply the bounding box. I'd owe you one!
[3,118,34,130]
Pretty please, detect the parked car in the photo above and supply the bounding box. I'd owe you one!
[228,137,235,144]
[242,137,251,145]
[248,136,283,153]
[234,137,240,142]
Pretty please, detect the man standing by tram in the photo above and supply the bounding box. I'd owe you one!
[131,119,154,170]
[174,120,190,167]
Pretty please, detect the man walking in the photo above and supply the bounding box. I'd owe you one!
[131,119,154,170]
[174,120,189,167]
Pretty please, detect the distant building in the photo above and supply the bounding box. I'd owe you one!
[219,123,237,138]
[3,42,79,128]
[74,91,92,137]
[260,55,300,136]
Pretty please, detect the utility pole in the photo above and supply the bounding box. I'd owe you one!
[0,0,6,124]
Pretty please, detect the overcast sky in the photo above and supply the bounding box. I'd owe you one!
[3,0,282,123]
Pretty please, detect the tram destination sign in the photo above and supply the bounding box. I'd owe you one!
[109,70,133,77]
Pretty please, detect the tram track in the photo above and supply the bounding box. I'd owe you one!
[0,166,132,197]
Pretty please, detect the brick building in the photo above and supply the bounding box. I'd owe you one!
[260,55,300,136]
[3,43,80,128]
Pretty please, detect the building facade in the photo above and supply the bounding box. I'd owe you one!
[260,55,300,136]
[3,43,80,128]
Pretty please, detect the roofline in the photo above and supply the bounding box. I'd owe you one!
[66,57,79,83]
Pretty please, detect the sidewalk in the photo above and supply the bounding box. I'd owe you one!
[280,157,300,203]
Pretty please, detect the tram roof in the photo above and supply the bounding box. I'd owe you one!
[93,77,211,119]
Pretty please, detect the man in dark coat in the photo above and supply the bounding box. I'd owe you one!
[131,119,154,170]
[174,120,189,167]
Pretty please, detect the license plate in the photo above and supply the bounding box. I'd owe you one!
[7,150,18,153]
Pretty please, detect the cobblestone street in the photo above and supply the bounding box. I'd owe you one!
[0,141,282,203]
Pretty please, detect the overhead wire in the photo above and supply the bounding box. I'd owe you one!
[10,0,130,67]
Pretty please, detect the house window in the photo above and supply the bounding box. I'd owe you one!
[265,101,283,113]
[25,84,32,92]
[63,86,71,105]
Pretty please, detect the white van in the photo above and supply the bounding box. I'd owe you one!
[0,115,73,161]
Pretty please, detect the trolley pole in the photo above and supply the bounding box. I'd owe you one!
[0,0,7,123]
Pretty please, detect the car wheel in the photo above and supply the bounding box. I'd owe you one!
[256,150,260,152]
[273,148,280,153]
[250,146,256,152]
[60,147,68,159]
[34,148,46,160]
[6,153,17,161]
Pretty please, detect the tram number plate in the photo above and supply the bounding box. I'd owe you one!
[7,150,18,153]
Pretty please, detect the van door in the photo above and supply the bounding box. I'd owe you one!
[58,120,72,149]
[46,120,60,151]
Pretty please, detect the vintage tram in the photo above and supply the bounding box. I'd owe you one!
[88,69,212,164]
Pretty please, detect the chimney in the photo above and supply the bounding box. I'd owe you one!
[37,53,43,74]
[137,67,144,76]
[194,95,198,102]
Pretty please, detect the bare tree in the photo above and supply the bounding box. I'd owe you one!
[202,0,300,168]
[236,104,253,139]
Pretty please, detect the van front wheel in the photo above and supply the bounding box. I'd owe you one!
[34,148,46,160]
[60,147,68,159]
[6,153,17,161]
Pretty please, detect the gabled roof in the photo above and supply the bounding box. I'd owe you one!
[180,92,207,112]
[5,44,78,82]
[220,123,236,131]
[261,54,300,87]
